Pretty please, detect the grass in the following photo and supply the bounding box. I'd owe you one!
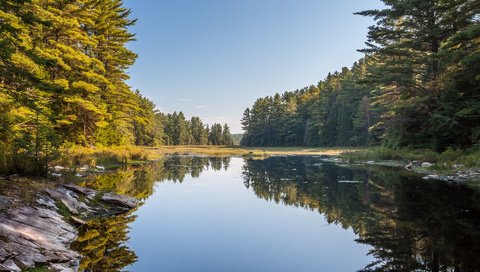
[144,145,351,157]
[54,145,480,170]
[53,145,351,168]
[57,145,150,167]
[55,199,72,220]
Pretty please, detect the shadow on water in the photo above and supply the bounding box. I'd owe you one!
[74,155,480,272]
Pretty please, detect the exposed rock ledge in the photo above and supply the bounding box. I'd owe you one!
[0,184,139,272]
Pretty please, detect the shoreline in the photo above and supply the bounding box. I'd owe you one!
[0,149,478,270]
[0,177,139,272]
[57,145,480,183]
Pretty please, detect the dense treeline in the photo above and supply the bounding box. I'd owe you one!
[161,112,233,146]
[242,0,480,151]
[0,0,232,175]
[241,61,373,147]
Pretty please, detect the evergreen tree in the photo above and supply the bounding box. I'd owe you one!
[222,124,233,146]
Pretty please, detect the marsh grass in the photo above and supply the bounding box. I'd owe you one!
[58,146,150,167]
[147,145,349,157]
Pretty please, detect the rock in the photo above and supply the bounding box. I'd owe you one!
[405,162,414,170]
[411,161,421,167]
[61,199,79,214]
[46,188,91,215]
[0,196,14,207]
[6,174,19,181]
[338,180,363,184]
[53,165,66,171]
[78,165,89,171]
[96,165,105,171]
[0,183,138,270]
[101,193,139,209]
[2,259,21,272]
[36,195,57,209]
[422,174,458,182]
[13,254,35,270]
[422,162,434,168]
[423,174,439,180]
[0,264,12,271]
[0,204,80,271]
[49,263,75,272]
[63,184,96,200]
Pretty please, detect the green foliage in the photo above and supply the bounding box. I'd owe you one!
[243,0,480,152]
[25,266,49,272]
[0,1,227,175]
[357,0,480,150]
[242,60,375,147]
[161,112,232,146]
[55,200,72,220]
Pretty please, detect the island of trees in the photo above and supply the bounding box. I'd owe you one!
[241,0,479,152]
[0,0,232,175]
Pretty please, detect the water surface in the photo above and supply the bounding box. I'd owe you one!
[74,155,480,272]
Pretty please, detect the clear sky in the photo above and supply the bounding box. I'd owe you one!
[123,0,384,133]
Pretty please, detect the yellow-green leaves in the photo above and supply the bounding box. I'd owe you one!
[72,81,101,93]
[10,52,47,79]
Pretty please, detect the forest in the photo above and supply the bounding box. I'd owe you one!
[241,0,480,151]
[0,0,232,175]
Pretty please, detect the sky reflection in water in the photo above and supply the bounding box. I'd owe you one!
[77,155,480,272]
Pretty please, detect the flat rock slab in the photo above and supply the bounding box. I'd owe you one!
[62,184,96,200]
[0,183,140,271]
[0,196,14,206]
[0,204,80,271]
[101,193,139,209]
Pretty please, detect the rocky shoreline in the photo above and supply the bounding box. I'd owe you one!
[324,157,480,183]
[0,182,139,272]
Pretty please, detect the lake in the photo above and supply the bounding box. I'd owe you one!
[73,155,480,272]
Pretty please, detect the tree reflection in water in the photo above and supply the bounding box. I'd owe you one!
[242,156,480,272]
[74,155,230,271]
[73,155,480,272]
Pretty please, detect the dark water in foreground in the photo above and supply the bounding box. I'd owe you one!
[73,156,480,272]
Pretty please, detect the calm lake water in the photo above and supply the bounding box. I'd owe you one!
[73,155,480,272]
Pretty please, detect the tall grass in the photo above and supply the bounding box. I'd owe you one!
[57,146,149,167]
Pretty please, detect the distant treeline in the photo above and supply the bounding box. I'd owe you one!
[0,0,232,175]
[161,112,233,146]
[242,0,480,151]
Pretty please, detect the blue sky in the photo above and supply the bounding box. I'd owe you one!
[123,0,384,133]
